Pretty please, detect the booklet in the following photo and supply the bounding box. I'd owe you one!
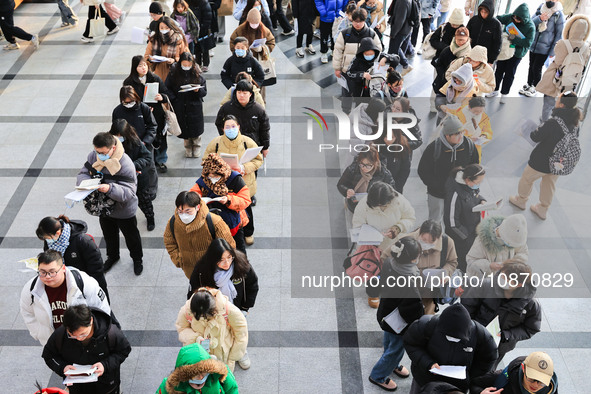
[75,178,101,191]
[143,82,159,103]
[201,197,225,204]
[131,26,147,44]
[357,224,384,245]
[220,153,240,169]
[179,84,202,93]
[150,55,169,63]
[486,316,502,347]
[240,146,264,164]
[430,365,466,380]
[64,364,98,376]
[472,197,503,212]
[250,38,267,49]
[336,76,349,91]
[506,22,525,39]
[370,15,387,30]
[63,373,99,385]
[383,307,408,334]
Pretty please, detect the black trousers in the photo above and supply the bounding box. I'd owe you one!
[195,42,211,67]
[0,10,33,43]
[83,5,117,38]
[527,52,548,87]
[272,1,292,32]
[411,18,431,47]
[446,232,476,273]
[296,18,313,47]
[243,205,255,237]
[494,56,522,95]
[233,228,247,254]
[99,215,143,261]
[319,20,334,53]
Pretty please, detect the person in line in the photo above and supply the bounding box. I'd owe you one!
[77,132,144,275]
[229,9,275,63]
[80,0,119,43]
[176,288,248,371]
[337,146,396,212]
[221,37,266,89]
[112,86,157,149]
[466,0,502,65]
[220,72,265,107]
[123,55,171,173]
[332,0,355,43]
[190,154,252,252]
[0,0,39,50]
[165,52,208,158]
[466,214,529,277]
[292,0,318,57]
[205,115,263,245]
[471,351,558,394]
[359,0,387,43]
[487,3,535,103]
[271,0,296,36]
[535,14,589,121]
[443,164,486,272]
[438,62,478,110]
[348,98,387,146]
[109,119,159,232]
[36,216,108,300]
[148,2,168,37]
[509,91,582,220]
[187,0,214,71]
[414,0,439,49]
[380,69,408,102]
[519,0,565,97]
[462,261,542,370]
[57,0,78,27]
[428,8,465,59]
[145,16,188,81]
[20,251,111,346]
[418,115,479,222]
[171,0,201,55]
[431,27,471,97]
[237,0,273,29]
[315,0,344,63]
[385,0,413,75]
[156,343,239,394]
[369,237,423,391]
[403,303,498,393]
[41,305,131,394]
[446,46,496,95]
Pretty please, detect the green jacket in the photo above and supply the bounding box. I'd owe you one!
[497,3,536,58]
[156,343,239,394]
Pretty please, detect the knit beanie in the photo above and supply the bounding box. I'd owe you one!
[455,26,469,38]
[247,8,262,24]
[497,214,528,247]
[449,8,464,25]
[437,304,472,341]
[149,2,163,14]
[441,115,464,136]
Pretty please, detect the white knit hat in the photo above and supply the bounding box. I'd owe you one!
[449,8,465,26]
[498,214,528,247]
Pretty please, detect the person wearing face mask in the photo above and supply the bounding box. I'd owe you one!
[442,97,492,161]
[443,164,486,272]
[36,215,109,301]
[445,46,496,96]
[112,86,158,150]
[220,72,266,107]
[145,16,188,80]
[164,191,236,278]
[466,214,529,278]
[438,62,478,109]
[462,261,541,371]
[109,119,159,232]
[171,0,201,55]
[230,9,275,62]
[165,52,207,158]
[204,116,263,245]
[187,0,214,71]
[190,153,252,253]
[466,0,502,64]
[429,8,465,59]
[418,115,479,223]
[431,27,471,96]
[403,303,498,393]
[368,237,423,391]
[157,343,239,393]
[188,238,259,369]
[359,0,387,41]
[235,0,272,28]
[221,37,266,89]
[77,132,144,275]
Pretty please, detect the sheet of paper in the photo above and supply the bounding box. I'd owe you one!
[65,189,94,203]
[131,26,146,44]
[263,158,267,175]
[486,316,501,347]
[143,82,159,103]
[370,15,386,30]
[179,84,202,93]
[472,197,503,212]
[150,55,169,63]
[337,76,349,91]
[515,118,538,147]
[75,178,101,191]
[430,365,467,380]
[220,153,240,169]
[354,193,367,201]
[372,61,388,77]
[63,374,98,385]
[472,136,490,146]
[19,257,39,272]
[357,224,384,245]
[339,10,346,17]
[383,307,408,334]
[64,364,98,376]
[250,38,267,48]
[240,146,263,164]
[201,197,224,204]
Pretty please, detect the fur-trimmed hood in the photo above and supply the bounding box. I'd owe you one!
[475,216,507,254]
[563,13,590,41]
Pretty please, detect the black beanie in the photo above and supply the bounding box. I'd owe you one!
[436,304,472,341]
[149,2,164,14]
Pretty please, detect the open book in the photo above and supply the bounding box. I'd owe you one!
[76,178,101,191]
[63,364,99,385]
[201,197,225,204]
[179,84,202,93]
[143,82,159,103]
[472,197,503,212]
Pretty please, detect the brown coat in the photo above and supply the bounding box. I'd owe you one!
[229,22,276,61]
[164,201,236,278]
[144,33,188,81]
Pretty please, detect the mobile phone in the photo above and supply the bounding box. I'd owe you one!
[201,339,210,352]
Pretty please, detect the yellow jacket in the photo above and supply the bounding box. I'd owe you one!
[445,103,493,161]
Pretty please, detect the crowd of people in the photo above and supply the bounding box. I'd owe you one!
[5,0,589,392]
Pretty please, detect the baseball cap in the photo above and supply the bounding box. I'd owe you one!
[523,352,554,386]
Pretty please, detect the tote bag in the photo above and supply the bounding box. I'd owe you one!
[162,97,182,137]
[89,9,106,38]
[260,45,277,86]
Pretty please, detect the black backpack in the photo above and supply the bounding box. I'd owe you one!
[408,0,421,28]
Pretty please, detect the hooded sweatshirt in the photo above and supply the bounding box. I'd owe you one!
[443,63,476,103]
[446,45,496,94]
[345,37,382,96]
[497,3,536,58]
[157,343,239,394]
[466,0,503,63]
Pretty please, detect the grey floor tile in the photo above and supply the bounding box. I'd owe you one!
[0,346,51,392]
[233,347,280,393]
[278,348,341,393]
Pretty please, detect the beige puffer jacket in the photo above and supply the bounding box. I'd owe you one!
[332,29,382,72]
[536,14,591,97]
[446,45,496,94]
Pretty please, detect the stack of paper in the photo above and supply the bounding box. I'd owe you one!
[76,179,101,191]
[201,197,225,204]
[150,55,169,63]
[143,82,159,103]
[429,365,467,380]
[486,316,501,347]
[357,224,384,245]
[179,84,202,93]
[63,364,99,385]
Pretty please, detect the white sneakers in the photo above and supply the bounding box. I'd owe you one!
[306,44,316,55]
[500,94,508,104]
[81,36,93,43]
[238,353,251,370]
[4,42,19,50]
[486,90,499,98]
[107,26,120,35]
[295,47,304,58]
[31,34,39,49]
[401,65,413,76]
[321,53,328,63]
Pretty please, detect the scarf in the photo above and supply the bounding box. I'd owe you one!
[461,105,482,137]
[440,134,462,163]
[354,166,376,193]
[92,137,124,174]
[48,222,71,255]
[201,153,232,196]
[449,40,471,57]
[173,9,200,38]
[538,3,562,32]
[152,32,183,59]
[214,265,238,301]
[446,63,475,103]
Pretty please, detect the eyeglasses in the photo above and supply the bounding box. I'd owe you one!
[525,376,547,387]
[219,256,234,265]
[67,327,92,340]
[359,162,374,170]
[38,265,63,278]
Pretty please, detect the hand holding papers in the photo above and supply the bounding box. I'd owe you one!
[76,178,101,191]
[429,365,467,380]
[179,84,202,93]
[143,82,159,103]
[149,55,169,63]
[383,308,408,334]
[336,76,349,91]
[486,316,502,347]
[370,15,387,30]
[350,224,384,245]
[250,38,267,49]
[472,197,503,212]
[63,364,99,385]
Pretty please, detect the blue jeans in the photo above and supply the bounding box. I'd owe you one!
[435,11,448,28]
[388,32,410,67]
[57,0,77,24]
[370,331,405,383]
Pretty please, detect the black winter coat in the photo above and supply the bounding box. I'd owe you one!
[432,46,462,93]
[0,0,16,13]
[461,276,542,345]
[430,23,461,58]
[380,153,411,194]
[112,102,157,146]
[123,71,171,145]
[220,53,265,89]
[42,309,131,394]
[345,38,398,97]
[419,381,463,394]
[443,176,484,242]
[528,107,580,174]
[418,137,479,199]
[188,265,260,311]
[292,0,319,24]
[188,0,213,36]
[122,139,158,200]
[336,157,396,197]
[215,92,271,149]
[165,65,207,139]
[43,220,108,299]
[466,0,502,63]
[403,314,498,391]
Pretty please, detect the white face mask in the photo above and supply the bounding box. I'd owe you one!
[446,335,461,343]
[209,177,221,184]
[181,65,192,71]
[123,102,135,108]
[418,240,435,251]
[160,29,170,35]
[179,212,197,224]
[249,23,260,29]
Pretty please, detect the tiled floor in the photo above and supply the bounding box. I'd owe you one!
[1,1,590,393]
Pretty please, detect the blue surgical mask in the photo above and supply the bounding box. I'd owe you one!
[188,373,209,385]
[97,152,111,161]
[118,136,125,142]
[469,184,480,190]
[225,127,239,140]
[254,5,261,11]
[235,48,247,57]
[364,54,375,61]
[46,238,57,246]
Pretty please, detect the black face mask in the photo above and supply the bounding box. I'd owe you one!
[546,1,555,7]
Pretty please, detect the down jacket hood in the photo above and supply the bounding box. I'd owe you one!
[512,3,531,24]
[467,45,488,64]
[356,37,381,58]
[475,216,507,255]
[563,14,590,41]
[165,343,229,394]
[478,0,495,18]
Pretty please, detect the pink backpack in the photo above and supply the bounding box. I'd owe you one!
[344,245,382,279]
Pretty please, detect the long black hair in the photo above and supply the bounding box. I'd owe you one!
[126,55,150,85]
[36,215,71,239]
[109,118,142,147]
[152,15,186,47]
[188,239,252,298]
[168,51,201,86]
